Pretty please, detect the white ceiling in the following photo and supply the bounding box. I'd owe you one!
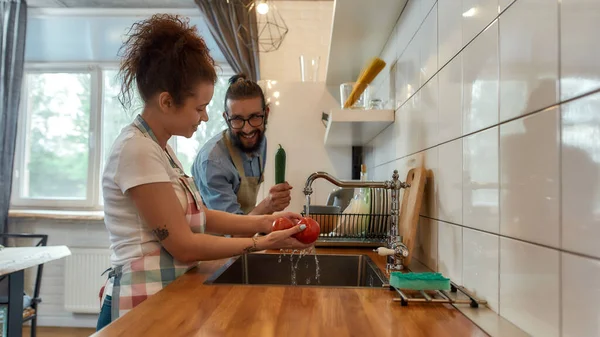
[26,0,332,8]
[27,0,198,8]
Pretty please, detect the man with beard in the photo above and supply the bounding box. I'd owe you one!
[191,74,292,215]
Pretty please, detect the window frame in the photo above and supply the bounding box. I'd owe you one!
[11,63,104,210]
[11,62,234,211]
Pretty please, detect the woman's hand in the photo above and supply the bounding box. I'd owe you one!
[259,211,303,234]
[257,225,313,251]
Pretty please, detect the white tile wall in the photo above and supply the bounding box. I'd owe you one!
[462,20,499,135]
[399,0,424,47]
[561,89,600,259]
[499,0,516,12]
[375,71,391,109]
[419,6,438,86]
[373,160,394,182]
[394,104,410,159]
[500,238,560,337]
[562,253,600,337]
[413,217,438,271]
[405,93,426,155]
[499,0,559,122]
[462,0,499,45]
[395,156,411,187]
[438,139,463,225]
[438,0,463,66]
[367,0,600,334]
[437,221,463,285]
[438,54,462,142]
[420,148,439,219]
[463,228,499,312]
[380,30,397,91]
[500,108,560,247]
[560,0,600,101]
[422,75,439,148]
[398,40,421,108]
[393,61,405,111]
[421,0,437,20]
[463,127,500,233]
[373,124,396,168]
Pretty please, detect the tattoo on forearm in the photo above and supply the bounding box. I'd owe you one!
[152,226,169,241]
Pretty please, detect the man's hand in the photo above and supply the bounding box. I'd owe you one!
[249,182,293,216]
[265,182,292,213]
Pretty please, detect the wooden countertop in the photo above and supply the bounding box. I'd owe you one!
[92,248,488,337]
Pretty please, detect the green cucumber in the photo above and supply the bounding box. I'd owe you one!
[275,144,286,184]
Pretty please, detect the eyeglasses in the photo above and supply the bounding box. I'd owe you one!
[227,114,265,129]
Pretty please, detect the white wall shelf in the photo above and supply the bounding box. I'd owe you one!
[324,109,394,146]
[325,0,408,88]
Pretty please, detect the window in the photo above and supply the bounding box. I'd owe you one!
[11,65,231,210]
[172,76,229,173]
[102,69,140,166]
[17,72,92,201]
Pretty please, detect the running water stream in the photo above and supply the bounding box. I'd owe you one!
[278,247,320,285]
[276,195,320,285]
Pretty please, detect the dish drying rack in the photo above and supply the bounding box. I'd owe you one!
[304,167,426,273]
[301,206,391,247]
[302,171,408,248]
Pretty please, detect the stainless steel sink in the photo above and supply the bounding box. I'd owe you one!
[204,253,388,288]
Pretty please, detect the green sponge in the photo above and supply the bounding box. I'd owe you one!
[390,272,450,291]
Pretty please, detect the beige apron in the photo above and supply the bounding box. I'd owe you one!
[223,130,264,214]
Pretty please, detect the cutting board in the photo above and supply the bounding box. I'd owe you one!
[398,166,427,266]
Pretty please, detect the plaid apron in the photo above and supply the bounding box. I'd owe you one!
[101,115,206,320]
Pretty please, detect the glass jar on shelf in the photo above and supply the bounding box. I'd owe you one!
[339,82,370,109]
[368,98,383,110]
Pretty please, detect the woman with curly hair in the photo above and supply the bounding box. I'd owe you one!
[96,14,309,331]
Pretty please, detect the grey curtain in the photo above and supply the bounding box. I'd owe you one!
[195,0,261,81]
[0,0,27,240]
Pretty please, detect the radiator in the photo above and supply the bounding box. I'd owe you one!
[63,248,112,314]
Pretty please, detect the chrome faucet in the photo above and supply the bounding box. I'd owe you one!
[302,171,404,195]
[302,170,410,272]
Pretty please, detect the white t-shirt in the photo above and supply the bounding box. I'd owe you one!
[102,124,189,267]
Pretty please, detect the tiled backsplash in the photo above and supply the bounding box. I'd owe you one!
[365,0,600,336]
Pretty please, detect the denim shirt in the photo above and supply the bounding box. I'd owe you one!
[191,131,267,214]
